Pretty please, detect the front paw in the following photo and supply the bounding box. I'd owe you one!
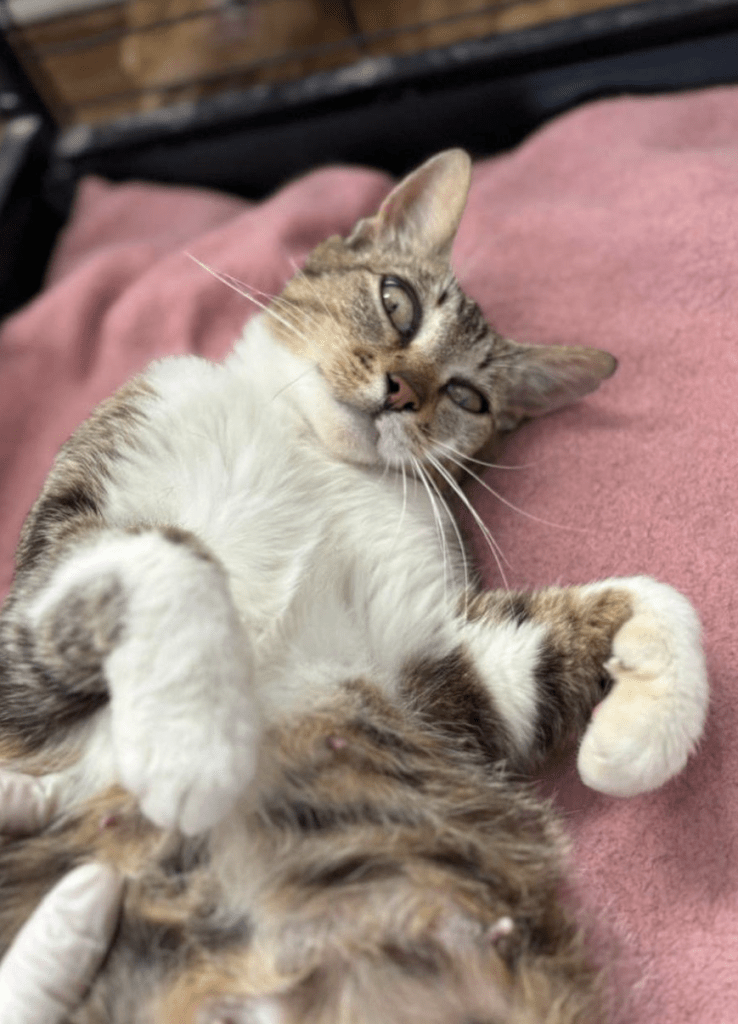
[108,626,260,835]
[113,700,259,836]
[577,577,708,797]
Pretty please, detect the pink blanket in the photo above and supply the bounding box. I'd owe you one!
[2,86,737,1021]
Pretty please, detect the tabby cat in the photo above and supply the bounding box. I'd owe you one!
[0,150,708,1023]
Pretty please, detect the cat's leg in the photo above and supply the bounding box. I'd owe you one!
[413,576,708,797]
[573,578,707,795]
[1,526,260,834]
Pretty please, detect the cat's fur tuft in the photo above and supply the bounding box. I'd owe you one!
[0,150,707,1022]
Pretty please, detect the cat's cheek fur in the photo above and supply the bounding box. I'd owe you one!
[577,576,708,797]
[233,318,383,468]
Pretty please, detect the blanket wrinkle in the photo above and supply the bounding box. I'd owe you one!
[2,85,738,1022]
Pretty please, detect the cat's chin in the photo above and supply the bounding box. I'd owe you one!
[318,405,415,471]
[374,412,416,468]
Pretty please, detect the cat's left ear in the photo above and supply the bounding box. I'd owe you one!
[495,341,617,432]
[347,149,472,259]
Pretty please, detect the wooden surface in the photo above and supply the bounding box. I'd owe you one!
[10,0,643,124]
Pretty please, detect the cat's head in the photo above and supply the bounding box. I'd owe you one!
[267,149,615,474]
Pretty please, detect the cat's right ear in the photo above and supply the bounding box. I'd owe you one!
[494,340,618,432]
[347,149,472,260]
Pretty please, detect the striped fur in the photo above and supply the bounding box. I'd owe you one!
[0,151,707,1022]
[0,684,599,1024]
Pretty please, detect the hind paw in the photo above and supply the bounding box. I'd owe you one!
[577,577,708,797]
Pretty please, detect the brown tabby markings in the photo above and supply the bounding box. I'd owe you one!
[0,683,600,1024]
[401,648,512,765]
[0,373,220,759]
[16,379,153,575]
[463,588,634,757]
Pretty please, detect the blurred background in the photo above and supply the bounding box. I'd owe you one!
[0,0,639,125]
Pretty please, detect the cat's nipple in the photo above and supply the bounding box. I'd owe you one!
[488,916,515,944]
[326,734,348,751]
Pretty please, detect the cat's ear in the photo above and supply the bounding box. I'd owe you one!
[495,341,617,431]
[347,149,472,259]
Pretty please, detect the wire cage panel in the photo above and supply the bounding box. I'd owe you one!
[2,0,643,125]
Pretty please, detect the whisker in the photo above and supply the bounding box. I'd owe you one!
[410,454,450,605]
[388,460,410,550]
[268,366,316,403]
[227,271,324,336]
[433,438,532,471]
[420,457,471,613]
[186,254,312,348]
[288,257,337,323]
[426,452,511,593]
[435,443,585,535]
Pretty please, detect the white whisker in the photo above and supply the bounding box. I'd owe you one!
[230,272,324,336]
[425,452,510,593]
[421,458,471,614]
[288,257,336,324]
[388,460,410,550]
[410,454,451,605]
[433,438,532,471]
[186,254,313,348]
[268,367,316,403]
[435,442,585,534]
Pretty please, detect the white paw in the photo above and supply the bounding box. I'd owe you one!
[111,688,257,839]
[577,577,708,798]
[96,533,262,834]
[107,598,261,831]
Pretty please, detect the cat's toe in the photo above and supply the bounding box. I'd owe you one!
[131,728,259,835]
[577,580,708,797]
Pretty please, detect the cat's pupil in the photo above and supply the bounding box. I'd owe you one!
[446,381,488,415]
[380,276,421,341]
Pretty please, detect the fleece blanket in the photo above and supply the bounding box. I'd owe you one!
[2,85,738,1021]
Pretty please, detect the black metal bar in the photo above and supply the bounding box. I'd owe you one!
[0,113,61,319]
[0,20,58,124]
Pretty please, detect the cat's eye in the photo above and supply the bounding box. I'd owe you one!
[380,276,421,341]
[445,380,489,415]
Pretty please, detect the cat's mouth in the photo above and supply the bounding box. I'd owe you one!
[326,397,420,469]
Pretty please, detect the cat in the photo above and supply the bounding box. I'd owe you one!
[0,149,708,1023]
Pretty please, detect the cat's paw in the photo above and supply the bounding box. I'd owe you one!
[99,536,262,835]
[113,702,259,836]
[577,577,708,797]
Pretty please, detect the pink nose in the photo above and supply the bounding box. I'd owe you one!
[384,373,421,412]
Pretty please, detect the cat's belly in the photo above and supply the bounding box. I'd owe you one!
[99,355,463,730]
